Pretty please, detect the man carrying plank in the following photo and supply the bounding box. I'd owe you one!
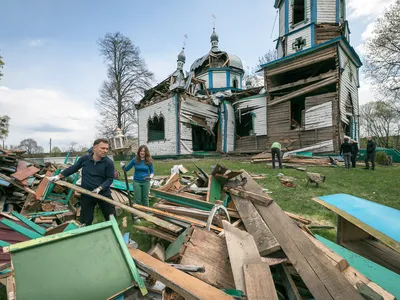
[48,138,115,225]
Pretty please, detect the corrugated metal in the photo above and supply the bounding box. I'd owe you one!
[221,103,235,153]
[279,4,286,37]
[339,46,359,124]
[212,71,227,88]
[287,26,312,56]
[138,97,177,156]
[304,102,333,130]
[234,95,267,136]
[288,0,311,31]
[317,0,336,23]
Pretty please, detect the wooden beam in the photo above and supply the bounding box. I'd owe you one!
[275,263,302,300]
[244,263,279,300]
[269,70,336,92]
[51,179,182,234]
[224,187,273,207]
[133,226,177,243]
[129,248,234,300]
[269,77,337,107]
[0,173,36,196]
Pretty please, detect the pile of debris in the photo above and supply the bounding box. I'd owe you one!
[251,152,331,166]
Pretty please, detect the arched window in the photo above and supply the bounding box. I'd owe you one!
[148,115,165,142]
[232,78,239,89]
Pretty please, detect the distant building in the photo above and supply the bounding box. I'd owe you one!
[109,128,138,157]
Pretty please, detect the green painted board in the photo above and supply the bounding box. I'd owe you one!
[112,179,134,192]
[0,219,42,239]
[11,211,46,235]
[165,227,190,261]
[315,234,400,299]
[0,240,10,248]
[152,189,215,211]
[8,216,147,300]
[208,176,221,203]
[63,222,80,232]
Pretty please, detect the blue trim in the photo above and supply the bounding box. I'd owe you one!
[208,71,213,89]
[223,102,228,153]
[311,0,317,23]
[208,87,243,92]
[260,36,362,69]
[311,23,315,47]
[240,74,243,89]
[174,94,179,155]
[226,70,231,88]
[336,0,340,23]
[218,107,222,150]
[208,67,231,71]
[286,23,313,37]
[285,0,289,35]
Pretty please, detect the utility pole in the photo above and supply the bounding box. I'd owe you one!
[49,138,52,154]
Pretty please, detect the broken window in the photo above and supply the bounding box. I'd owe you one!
[291,98,305,129]
[148,115,165,142]
[232,78,239,89]
[293,0,305,25]
[191,124,217,151]
[236,112,254,137]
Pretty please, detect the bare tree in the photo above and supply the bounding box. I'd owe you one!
[0,52,4,79]
[96,32,154,139]
[360,101,399,148]
[0,115,10,141]
[18,138,44,156]
[244,49,277,88]
[364,0,400,110]
[69,141,78,152]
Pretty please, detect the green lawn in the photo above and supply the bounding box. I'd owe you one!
[91,158,400,250]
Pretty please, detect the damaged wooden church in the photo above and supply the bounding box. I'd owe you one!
[136,0,361,156]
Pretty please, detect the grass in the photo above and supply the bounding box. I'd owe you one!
[92,158,400,248]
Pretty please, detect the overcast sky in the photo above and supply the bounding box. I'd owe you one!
[0,0,395,151]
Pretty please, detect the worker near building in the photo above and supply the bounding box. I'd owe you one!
[365,136,376,170]
[350,139,359,168]
[271,141,283,169]
[340,137,352,170]
[121,145,154,207]
[48,138,116,225]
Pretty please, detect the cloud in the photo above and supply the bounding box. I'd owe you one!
[347,0,395,20]
[0,86,98,149]
[28,39,45,47]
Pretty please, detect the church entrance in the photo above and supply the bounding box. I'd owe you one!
[191,123,217,151]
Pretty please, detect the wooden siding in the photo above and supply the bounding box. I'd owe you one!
[277,41,284,58]
[197,73,209,88]
[285,140,334,155]
[138,97,177,156]
[180,123,193,154]
[317,0,337,23]
[279,3,286,37]
[288,0,311,32]
[220,103,235,153]
[305,92,336,109]
[233,135,268,153]
[339,46,359,124]
[287,26,313,56]
[315,24,342,45]
[304,102,333,130]
[234,95,267,136]
[212,71,227,89]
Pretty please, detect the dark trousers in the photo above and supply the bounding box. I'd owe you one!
[80,194,115,226]
[364,152,376,170]
[351,154,357,168]
[343,152,351,170]
[271,148,282,169]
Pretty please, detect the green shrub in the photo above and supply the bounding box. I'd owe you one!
[376,151,387,165]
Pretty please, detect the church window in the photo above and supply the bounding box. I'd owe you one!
[293,0,305,24]
[148,115,165,141]
[233,78,239,89]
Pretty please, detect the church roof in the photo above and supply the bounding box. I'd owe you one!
[190,52,244,72]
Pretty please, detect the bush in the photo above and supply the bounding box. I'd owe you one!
[376,151,387,165]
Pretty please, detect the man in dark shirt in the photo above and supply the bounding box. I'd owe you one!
[48,138,116,225]
[350,139,359,168]
[340,137,352,170]
[365,136,376,170]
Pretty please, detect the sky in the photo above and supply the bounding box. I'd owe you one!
[0,0,395,151]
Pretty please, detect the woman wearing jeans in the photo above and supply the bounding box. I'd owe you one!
[340,137,352,170]
[121,145,154,207]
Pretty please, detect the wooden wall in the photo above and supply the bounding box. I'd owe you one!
[212,71,227,89]
[287,26,313,56]
[279,2,286,38]
[315,24,342,45]
[233,95,267,136]
[317,0,337,23]
[288,0,312,33]
[220,102,235,153]
[233,135,268,153]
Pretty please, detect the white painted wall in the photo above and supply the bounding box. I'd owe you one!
[304,102,333,130]
[317,0,337,23]
[287,26,312,55]
[339,46,359,124]
[212,71,227,88]
[197,73,209,89]
[288,0,311,31]
[277,41,284,58]
[234,95,267,136]
[220,103,235,153]
[138,97,177,156]
[279,3,286,37]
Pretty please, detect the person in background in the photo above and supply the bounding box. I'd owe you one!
[121,145,154,207]
[48,138,115,225]
[340,137,352,170]
[270,141,283,169]
[350,139,359,168]
[365,136,376,170]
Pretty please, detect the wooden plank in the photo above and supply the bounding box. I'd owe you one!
[147,243,165,262]
[35,171,52,200]
[276,264,302,300]
[6,276,15,300]
[10,165,40,182]
[180,227,235,289]
[0,173,36,195]
[225,187,273,207]
[206,175,221,203]
[223,221,277,298]
[133,226,177,243]
[129,248,233,300]
[269,77,337,107]
[52,179,182,234]
[239,171,363,300]
[232,195,280,255]
[244,263,278,300]
[165,227,190,262]
[11,211,46,236]
[0,219,42,239]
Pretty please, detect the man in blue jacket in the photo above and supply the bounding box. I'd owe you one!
[48,138,115,225]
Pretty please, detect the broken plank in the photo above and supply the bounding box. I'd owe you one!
[148,243,165,262]
[11,165,40,182]
[0,218,42,239]
[165,227,190,262]
[269,70,336,92]
[35,171,52,200]
[168,264,205,273]
[276,263,302,300]
[129,248,233,300]
[244,263,278,300]
[0,173,36,196]
[223,220,276,298]
[134,226,176,243]
[51,179,182,234]
[285,211,312,225]
[225,187,273,207]
[11,211,46,235]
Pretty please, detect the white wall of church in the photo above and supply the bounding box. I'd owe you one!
[234,95,267,136]
[212,71,227,88]
[220,102,235,153]
[279,3,286,37]
[286,26,312,55]
[288,0,311,31]
[197,73,209,89]
[317,0,337,23]
[138,97,177,156]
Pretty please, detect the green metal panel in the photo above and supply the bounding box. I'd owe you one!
[165,227,190,261]
[0,240,10,248]
[63,222,80,232]
[11,211,46,236]
[208,176,221,203]
[112,180,134,192]
[8,216,147,300]
[151,189,214,211]
[27,210,69,218]
[0,219,42,239]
